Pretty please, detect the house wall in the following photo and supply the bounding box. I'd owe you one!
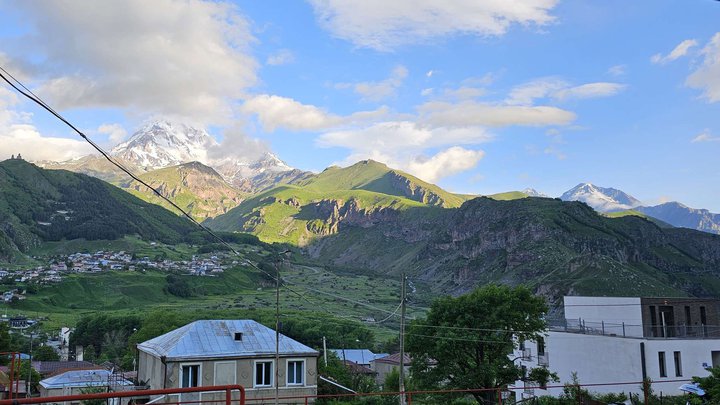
[512,332,719,398]
[640,299,720,338]
[140,354,318,404]
[371,362,410,387]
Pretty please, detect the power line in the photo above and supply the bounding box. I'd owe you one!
[0,66,240,257]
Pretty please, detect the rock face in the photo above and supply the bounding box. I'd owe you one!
[560,183,642,212]
[636,202,720,235]
[125,161,246,221]
[301,196,720,303]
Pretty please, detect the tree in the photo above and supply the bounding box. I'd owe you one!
[406,285,548,404]
[33,345,60,361]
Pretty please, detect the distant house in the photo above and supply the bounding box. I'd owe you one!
[330,349,388,370]
[370,353,411,386]
[38,369,132,404]
[31,361,98,377]
[137,320,319,404]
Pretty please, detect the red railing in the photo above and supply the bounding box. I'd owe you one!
[0,351,21,399]
[0,385,246,405]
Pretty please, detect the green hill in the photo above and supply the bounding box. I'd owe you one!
[296,160,468,207]
[605,209,674,228]
[0,159,199,262]
[123,161,247,221]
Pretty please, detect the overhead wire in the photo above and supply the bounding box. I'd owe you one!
[0,66,239,256]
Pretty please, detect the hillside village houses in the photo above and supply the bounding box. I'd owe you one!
[511,296,720,399]
[137,319,319,404]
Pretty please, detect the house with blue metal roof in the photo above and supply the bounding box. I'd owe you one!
[38,369,132,403]
[137,320,319,404]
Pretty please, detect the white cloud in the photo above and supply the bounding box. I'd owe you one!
[426,70,434,78]
[419,101,576,127]
[442,86,486,100]
[406,147,485,183]
[309,0,559,51]
[241,94,389,132]
[506,78,567,105]
[691,130,720,143]
[266,49,295,66]
[506,78,625,104]
[543,146,566,160]
[607,64,627,77]
[97,123,128,144]
[10,0,257,125]
[0,124,95,162]
[316,121,490,182]
[651,39,698,65]
[341,65,408,101]
[553,82,626,101]
[317,121,492,151]
[686,33,720,103]
[420,88,434,97]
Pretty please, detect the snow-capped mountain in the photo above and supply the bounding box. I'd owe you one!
[109,121,294,186]
[522,188,549,198]
[111,121,217,170]
[560,183,642,212]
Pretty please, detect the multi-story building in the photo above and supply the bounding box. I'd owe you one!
[512,296,720,398]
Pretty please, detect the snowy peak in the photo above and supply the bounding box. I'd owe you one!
[560,182,642,212]
[522,188,549,198]
[111,121,218,170]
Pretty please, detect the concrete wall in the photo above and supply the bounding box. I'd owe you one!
[513,332,719,398]
[138,353,318,404]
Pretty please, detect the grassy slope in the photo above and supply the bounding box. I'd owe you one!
[297,160,467,207]
[605,209,674,228]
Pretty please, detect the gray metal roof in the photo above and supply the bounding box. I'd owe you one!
[330,349,387,365]
[39,369,133,389]
[137,320,318,361]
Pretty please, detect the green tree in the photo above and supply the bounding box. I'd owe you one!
[33,345,59,361]
[406,284,548,404]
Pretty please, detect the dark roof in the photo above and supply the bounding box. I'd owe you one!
[372,353,411,366]
[343,360,376,375]
[31,361,98,376]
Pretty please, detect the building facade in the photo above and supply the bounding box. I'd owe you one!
[137,320,319,404]
[513,296,720,398]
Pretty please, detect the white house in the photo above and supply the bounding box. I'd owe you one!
[512,296,720,398]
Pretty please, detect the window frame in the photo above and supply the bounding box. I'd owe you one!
[180,363,202,388]
[674,351,682,377]
[286,359,305,386]
[658,351,667,378]
[253,360,274,388]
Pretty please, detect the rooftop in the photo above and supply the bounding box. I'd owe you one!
[137,320,318,361]
[39,369,132,390]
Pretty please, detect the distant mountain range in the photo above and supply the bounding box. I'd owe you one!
[33,120,720,235]
[558,182,720,235]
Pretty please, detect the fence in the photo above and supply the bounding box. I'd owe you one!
[549,319,720,339]
[0,385,246,405]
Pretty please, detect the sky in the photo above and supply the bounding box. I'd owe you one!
[0,1,719,211]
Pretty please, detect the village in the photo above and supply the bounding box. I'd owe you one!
[0,250,237,304]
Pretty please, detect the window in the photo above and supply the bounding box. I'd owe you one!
[658,352,667,378]
[674,351,682,377]
[255,361,273,387]
[181,364,200,388]
[287,360,304,385]
[537,337,545,356]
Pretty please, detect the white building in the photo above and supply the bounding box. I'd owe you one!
[512,296,720,398]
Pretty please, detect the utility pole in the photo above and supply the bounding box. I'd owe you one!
[398,273,406,405]
[275,258,280,405]
[323,336,328,366]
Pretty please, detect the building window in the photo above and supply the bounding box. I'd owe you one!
[181,364,200,388]
[674,351,682,377]
[255,361,273,387]
[658,352,667,378]
[287,360,304,385]
[537,337,545,356]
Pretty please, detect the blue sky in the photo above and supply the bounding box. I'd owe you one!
[0,1,719,210]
